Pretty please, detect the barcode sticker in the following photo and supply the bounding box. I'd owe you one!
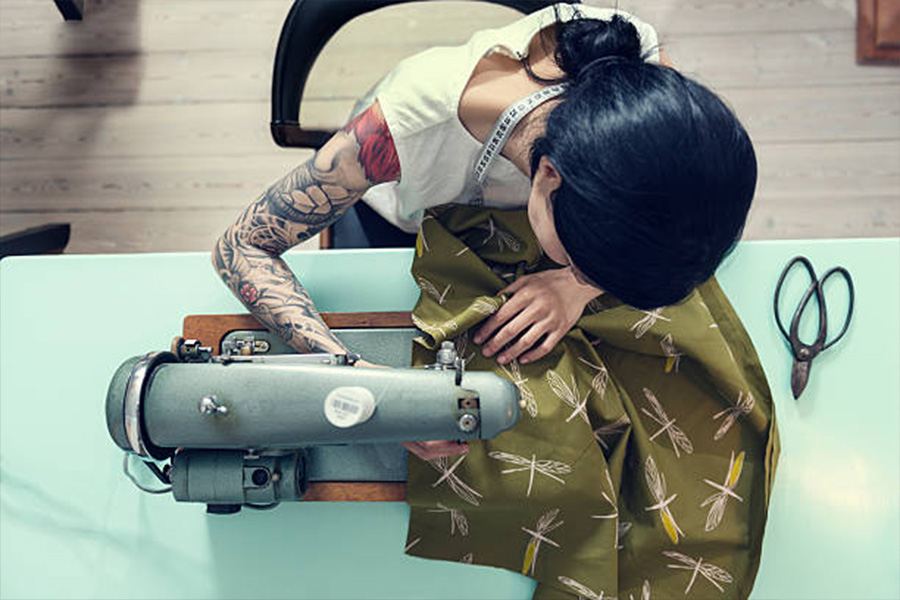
[336,399,360,414]
[324,386,376,428]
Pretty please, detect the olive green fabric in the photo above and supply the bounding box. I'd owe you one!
[402,206,780,600]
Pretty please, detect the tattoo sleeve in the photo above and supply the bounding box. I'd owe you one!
[212,102,400,355]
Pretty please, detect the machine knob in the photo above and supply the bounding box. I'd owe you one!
[199,395,228,416]
[436,341,458,367]
[458,413,478,433]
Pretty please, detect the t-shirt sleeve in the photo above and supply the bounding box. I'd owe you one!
[345,45,466,232]
[353,46,460,143]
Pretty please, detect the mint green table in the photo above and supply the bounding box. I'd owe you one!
[1,239,898,600]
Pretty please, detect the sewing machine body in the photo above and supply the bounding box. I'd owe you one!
[105,325,521,511]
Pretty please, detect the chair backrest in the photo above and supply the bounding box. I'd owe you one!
[270,0,570,148]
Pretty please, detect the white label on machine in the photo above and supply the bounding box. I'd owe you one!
[324,386,377,428]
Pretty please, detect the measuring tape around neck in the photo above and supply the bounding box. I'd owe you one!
[472,83,568,186]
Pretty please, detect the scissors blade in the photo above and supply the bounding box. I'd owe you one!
[791,359,811,400]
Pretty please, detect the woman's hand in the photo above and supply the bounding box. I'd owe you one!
[354,359,470,460]
[473,267,603,365]
[353,358,384,368]
[403,440,469,461]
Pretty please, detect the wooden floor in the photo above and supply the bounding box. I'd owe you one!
[1,0,898,254]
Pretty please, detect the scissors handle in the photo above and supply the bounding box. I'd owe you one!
[773,256,854,358]
[818,266,854,351]
[774,256,819,349]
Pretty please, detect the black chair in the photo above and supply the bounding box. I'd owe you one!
[270,0,568,248]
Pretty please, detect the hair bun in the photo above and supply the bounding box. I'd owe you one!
[556,13,643,80]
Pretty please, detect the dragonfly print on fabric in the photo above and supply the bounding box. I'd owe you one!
[663,551,734,595]
[701,450,746,532]
[643,455,684,545]
[721,340,736,364]
[426,502,470,536]
[477,215,521,252]
[453,331,476,364]
[660,333,684,374]
[487,450,572,497]
[546,370,591,425]
[591,468,619,522]
[521,508,564,576]
[426,454,483,506]
[499,359,538,418]
[590,468,619,548]
[713,390,755,441]
[641,387,694,458]
[416,214,434,256]
[629,309,671,339]
[470,295,502,316]
[405,536,421,552]
[557,575,615,600]
[417,276,451,305]
[578,356,610,397]
[628,580,651,600]
[617,520,633,551]
[411,312,456,341]
[593,414,630,452]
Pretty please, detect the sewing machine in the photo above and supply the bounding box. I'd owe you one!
[105,313,521,512]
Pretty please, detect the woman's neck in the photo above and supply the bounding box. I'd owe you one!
[504,99,561,177]
[503,27,565,177]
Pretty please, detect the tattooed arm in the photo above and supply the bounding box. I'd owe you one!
[212,101,400,355]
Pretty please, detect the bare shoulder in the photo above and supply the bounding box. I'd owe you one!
[458,53,522,144]
[458,24,563,145]
[658,48,674,68]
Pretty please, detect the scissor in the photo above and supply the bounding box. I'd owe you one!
[773,255,855,400]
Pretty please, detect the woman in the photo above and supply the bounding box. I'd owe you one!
[212,4,756,462]
[214,7,779,598]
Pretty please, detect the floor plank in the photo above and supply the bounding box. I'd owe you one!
[0,1,519,58]
[0,0,861,59]
[3,82,896,162]
[0,153,310,211]
[4,30,899,110]
[2,142,897,246]
[2,190,895,256]
[0,0,897,254]
[0,208,321,254]
[744,194,900,239]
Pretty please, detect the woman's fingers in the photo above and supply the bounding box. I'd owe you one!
[402,440,468,461]
[518,329,565,364]
[480,307,539,358]
[496,320,552,365]
[473,292,531,346]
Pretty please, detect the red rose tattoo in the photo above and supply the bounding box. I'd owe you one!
[342,106,400,183]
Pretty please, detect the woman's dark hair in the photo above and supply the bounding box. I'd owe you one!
[523,6,757,310]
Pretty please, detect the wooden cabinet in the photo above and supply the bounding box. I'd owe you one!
[858,0,900,64]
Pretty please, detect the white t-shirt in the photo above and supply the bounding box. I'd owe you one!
[347,3,660,233]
